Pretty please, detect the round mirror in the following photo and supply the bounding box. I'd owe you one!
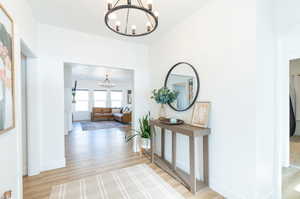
[164,62,200,112]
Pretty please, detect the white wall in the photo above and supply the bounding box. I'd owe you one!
[73,79,133,121]
[0,0,38,198]
[36,24,150,172]
[255,0,276,197]
[149,0,276,198]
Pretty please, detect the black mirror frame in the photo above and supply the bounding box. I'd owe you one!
[164,62,200,112]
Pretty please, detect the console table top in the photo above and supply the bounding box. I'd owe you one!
[150,119,210,137]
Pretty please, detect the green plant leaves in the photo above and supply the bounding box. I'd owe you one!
[125,113,151,143]
[151,87,178,104]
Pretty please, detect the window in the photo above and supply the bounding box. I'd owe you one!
[94,90,107,107]
[75,90,89,111]
[111,91,123,108]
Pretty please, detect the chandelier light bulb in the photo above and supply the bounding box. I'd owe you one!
[116,21,121,32]
[132,25,136,35]
[107,0,113,10]
[154,11,159,18]
[146,22,151,32]
[147,0,153,11]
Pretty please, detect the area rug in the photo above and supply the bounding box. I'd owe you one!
[80,121,130,131]
[49,164,185,199]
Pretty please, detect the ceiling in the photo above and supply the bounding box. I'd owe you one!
[27,0,209,43]
[68,63,134,83]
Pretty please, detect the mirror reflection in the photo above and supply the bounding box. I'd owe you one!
[165,63,199,111]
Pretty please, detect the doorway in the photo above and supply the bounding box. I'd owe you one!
[282,58,300,199]
[21,53,29,176]
[289,59,300,167]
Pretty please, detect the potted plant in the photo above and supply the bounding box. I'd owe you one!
[151,87,178,118]
[126,113,151,149]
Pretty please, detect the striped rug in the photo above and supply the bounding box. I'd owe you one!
[50,164,185,199]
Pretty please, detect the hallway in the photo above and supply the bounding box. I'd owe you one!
[23,123,223,199]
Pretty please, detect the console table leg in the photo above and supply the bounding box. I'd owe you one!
[189,136,196,194]
[172,132,177,171]
[151,126,156,163]
[161,129,165,159]
[203,135,209,185]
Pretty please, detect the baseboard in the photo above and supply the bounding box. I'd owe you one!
[28,168,41,176]
[42,158,66,172]
[210,179,248,199]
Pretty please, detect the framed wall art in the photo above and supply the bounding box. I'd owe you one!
[191,101,211,128]
[0,4,15,134]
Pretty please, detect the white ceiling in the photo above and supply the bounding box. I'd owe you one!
[68,63,134,83]
[27,0,209,43]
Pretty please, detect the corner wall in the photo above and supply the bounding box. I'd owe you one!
[0,0,38,198]
[149,0,275,198]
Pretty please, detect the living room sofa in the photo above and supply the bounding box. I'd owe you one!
[91,107,131,123]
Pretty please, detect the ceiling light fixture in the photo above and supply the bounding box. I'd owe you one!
[104,0,159,37]
[98,74,116,88]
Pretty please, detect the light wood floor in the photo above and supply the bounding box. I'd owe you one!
[290,136,300,167]
[23,122,223,199]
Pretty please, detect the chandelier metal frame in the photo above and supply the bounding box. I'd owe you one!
[98,74,116,89]
[104,0,158,37]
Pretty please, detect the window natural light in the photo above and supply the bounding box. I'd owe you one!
[75,90,89,111]
[111,91,123,108]
[94,90,107,107]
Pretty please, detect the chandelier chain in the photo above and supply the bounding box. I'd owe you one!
[136,0,154,28]
[125,8,130,34]
[113,0,121,8]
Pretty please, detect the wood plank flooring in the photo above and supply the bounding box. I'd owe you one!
[290,136,300,167]
[23,122,223,199]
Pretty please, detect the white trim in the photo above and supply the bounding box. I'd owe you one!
[42,158,66,171]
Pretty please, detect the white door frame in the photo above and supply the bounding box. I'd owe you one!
[275,32,300,198]
[20,40,41,176]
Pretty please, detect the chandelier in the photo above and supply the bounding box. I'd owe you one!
[98,74,116,88]
[104,0,159,37]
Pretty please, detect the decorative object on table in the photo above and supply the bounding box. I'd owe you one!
[159,117,184,125]
[0,4,15,135]
[125,113,151,149]
[151,87,178,118]
[164,62,200,112]
[71,80,77,103]
[191,102,211,128]
[104,0,159,37]
[127,90,132,104]
[98,74,115,88]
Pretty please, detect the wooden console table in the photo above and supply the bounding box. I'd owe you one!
[150,119,210,194]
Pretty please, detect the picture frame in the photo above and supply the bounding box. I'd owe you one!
[191,101,211,128]
[0,4,15,135]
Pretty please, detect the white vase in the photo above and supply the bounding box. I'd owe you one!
[159,104,166,119]
[140,138,151,149]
